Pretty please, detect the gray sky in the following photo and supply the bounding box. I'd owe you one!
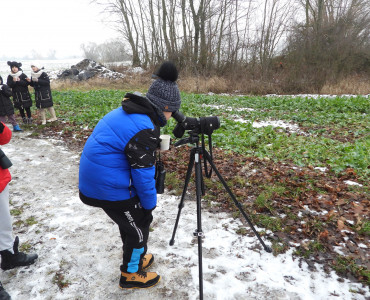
[0,0,117,59]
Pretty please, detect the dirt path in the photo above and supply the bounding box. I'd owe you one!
[1,131,368,300]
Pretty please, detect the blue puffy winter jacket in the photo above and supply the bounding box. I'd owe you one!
[79,93,165,209]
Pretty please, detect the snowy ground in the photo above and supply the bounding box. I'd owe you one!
[1,130,369,300]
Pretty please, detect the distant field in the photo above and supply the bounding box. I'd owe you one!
[52,90,369,181]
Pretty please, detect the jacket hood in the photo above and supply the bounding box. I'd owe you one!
[122,92,167,127]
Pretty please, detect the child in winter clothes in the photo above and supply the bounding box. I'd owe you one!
[79,61,181,290]
[0,121,38,299]
[0,76,22,132]
[27,64,57,125]
[6,61,33,124]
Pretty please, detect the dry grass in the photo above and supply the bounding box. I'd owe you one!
[51,72,369,95]
[321,75,370,95]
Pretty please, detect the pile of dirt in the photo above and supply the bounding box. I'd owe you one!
[55,59,125,81]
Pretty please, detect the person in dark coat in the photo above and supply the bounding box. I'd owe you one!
[6,61,33,124]
[27,64,57,125]
[79,61,181,290]
[0,76,22,132]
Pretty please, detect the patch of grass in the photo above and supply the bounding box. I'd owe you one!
[25,216,38,226]
[235,227,248,236]
[13,220,25,228]
[10,208,23,216]
[293,241,326,259]
[252,214,282,232]
[356,220,370,236]
[19,242,32,252]
[29,131,40,137]
[254,184,287,214]
[332,256,369,285]
[52,271,71,291]
[165,172,184,196]
[271,240,289,256]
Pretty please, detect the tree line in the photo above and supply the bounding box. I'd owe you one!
[92,0,369,92]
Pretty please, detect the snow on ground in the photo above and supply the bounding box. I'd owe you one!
[1,130,369,300]
[201,103,308,135]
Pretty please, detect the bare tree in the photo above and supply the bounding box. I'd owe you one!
[255,0,295,78]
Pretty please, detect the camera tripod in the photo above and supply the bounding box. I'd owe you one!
[169,131,272,300]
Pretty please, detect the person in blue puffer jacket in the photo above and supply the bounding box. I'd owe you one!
[79,61,181,290]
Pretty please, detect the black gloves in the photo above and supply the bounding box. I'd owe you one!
[143,207,155,225]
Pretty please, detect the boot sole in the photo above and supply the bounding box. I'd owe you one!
[119,276,161,289]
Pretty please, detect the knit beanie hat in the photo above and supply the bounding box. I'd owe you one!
[7,61,22,69]
[146,61,181,112]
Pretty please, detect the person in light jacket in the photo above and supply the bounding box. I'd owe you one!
[27,64,57,125]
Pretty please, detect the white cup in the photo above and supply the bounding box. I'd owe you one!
[160,135,171,150]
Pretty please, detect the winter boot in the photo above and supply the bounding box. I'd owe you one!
[119,265,160,289]
[40,109,46,125]
[27,117,33,124]
[47,107,57,122]
[12,124,22,132]
[142,253,154,270]
[0,237,38,271]
[0,282,11,300]
[22,117,27,124]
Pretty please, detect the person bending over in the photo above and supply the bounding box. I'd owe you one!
[79,61,181,289]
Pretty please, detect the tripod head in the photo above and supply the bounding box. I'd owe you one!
[174,130,200,147]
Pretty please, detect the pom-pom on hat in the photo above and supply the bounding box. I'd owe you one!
[7,61,22,69]
[146,61,181,112]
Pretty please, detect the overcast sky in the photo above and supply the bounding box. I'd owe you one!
[0,0,118,60]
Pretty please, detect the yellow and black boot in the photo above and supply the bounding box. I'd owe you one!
[119,265,160,289]
[142,253,154,270]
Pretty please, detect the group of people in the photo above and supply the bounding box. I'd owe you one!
[0,61,57,132]
[0,61,182,298]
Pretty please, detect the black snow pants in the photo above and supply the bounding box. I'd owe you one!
[102,196,153,273]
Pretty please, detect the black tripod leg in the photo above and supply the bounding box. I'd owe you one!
[194,151,204,300]
[203,150,272,253]
[169,149,196,246]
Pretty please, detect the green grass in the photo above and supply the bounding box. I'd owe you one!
[52,91,369,181]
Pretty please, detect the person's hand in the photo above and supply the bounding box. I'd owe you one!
[142,207,155,225]
[0,85,3,90]
[26,78,31,82]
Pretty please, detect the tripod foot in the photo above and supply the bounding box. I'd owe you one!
[169,239,175,246]
[264,246,272,253]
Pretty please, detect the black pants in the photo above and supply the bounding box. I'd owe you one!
[102,198,153,273]
[19,107,31,119]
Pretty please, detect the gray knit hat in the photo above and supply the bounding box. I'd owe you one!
[146,61,181,112]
